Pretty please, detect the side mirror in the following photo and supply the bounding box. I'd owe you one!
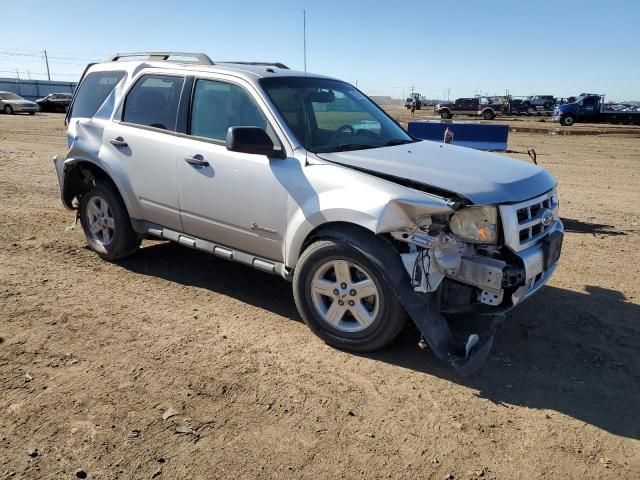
[226,127,285,158]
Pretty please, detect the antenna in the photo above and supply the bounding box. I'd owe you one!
[303,10,309,166]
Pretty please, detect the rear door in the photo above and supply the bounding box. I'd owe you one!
[101,74,185,231]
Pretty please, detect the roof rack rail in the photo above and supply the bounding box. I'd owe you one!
[218,61,290,70]
[107,52,214,65]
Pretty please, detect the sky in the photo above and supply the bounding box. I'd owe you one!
[1,0,639,101]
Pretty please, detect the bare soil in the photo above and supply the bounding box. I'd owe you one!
[1,113,639,479]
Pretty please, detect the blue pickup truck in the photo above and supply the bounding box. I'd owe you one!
[553,94,640,126]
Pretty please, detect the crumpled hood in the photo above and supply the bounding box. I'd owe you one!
[317,140,556,204]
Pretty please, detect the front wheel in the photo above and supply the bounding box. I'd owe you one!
[293,238,406,352]
[440,110,452,119]
[560,114,575,126]
[79,180,140,260]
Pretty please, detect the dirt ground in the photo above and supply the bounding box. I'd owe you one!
[1,112,639,479]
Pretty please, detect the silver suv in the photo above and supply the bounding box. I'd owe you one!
[54,52,563,374]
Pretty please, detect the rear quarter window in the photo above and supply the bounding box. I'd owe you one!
[70,70,126,119]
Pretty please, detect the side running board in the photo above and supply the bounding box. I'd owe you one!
[146,226,291,280]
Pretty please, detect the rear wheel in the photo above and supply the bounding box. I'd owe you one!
[293,238,406,352]
[79,180,140,260]
[560,114,575,126]
[440,109,452,119]
[4,105,14,115]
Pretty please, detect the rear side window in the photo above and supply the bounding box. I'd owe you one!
[123,75,184,131]
[70,70,125,119]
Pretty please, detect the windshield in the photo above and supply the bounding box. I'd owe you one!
[0,92,23,100]
[260,77,413,153]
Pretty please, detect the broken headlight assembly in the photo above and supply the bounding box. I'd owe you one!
[449,206,498,244]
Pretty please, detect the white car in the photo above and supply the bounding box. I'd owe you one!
[0,91,39,115]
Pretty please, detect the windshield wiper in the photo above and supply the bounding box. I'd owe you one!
[383,139,414,147]
[315,143,378,153]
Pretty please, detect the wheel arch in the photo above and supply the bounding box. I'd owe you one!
[59,158,135,217]
[299,221,382,258]
[285,195,454,268]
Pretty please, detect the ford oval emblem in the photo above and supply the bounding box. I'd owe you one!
[541,209,554,227]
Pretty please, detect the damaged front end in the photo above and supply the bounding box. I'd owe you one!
[382,193,562,376]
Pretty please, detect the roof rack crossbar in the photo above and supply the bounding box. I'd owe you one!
[108,52,214,65]
[218,61,290,69]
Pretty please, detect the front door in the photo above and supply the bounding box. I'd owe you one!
[174,78,289,261]
[578,96,598,122]
[101,74,185,231]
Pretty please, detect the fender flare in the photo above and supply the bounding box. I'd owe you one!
[57,157,137,217]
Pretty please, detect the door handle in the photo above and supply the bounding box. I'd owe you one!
[109,137,128,148]
[184,154,209,167]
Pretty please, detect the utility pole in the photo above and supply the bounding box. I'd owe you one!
[43,50,51,81]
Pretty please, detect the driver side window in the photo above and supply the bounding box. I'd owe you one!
[190,79,267,142]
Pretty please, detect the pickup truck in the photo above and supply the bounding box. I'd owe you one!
[435,97,503,120]
[553,94,640,126]
[522,95,555,109]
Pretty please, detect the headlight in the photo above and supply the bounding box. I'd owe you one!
[449,206,498,243]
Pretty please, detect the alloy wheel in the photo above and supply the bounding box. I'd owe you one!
[310,259,380,333]
[85,196,115,246]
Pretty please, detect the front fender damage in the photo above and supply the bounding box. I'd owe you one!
[366,245,498,376]
[335,223,499,376]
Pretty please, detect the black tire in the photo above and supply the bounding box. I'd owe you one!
[482,110,495,120]
[4,105,14,115]
[440,109,452,119]
[560,114,575,126]
[28,112,35,116]
[79,179,140,261]
[293,235,406,352]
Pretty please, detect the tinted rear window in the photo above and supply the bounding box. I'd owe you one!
[70,70,125,119]
[122,75,184,131]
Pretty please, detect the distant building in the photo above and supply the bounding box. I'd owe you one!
[369,96,402,106]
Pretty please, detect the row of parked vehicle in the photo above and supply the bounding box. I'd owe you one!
[433,93,640,126]
[0,91,72,114]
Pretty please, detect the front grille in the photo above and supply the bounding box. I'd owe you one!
[499,189,559,251]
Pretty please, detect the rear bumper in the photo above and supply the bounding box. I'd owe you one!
[52,155,74,210]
